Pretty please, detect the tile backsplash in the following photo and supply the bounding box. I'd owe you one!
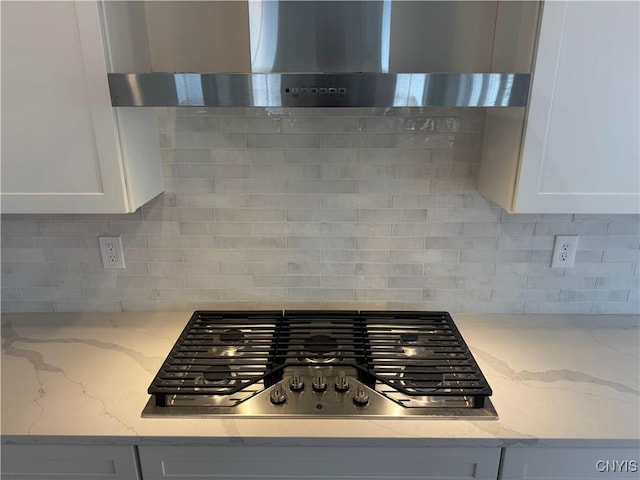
[2,107,639,314]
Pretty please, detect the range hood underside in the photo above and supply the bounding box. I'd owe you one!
[108,72,531,108]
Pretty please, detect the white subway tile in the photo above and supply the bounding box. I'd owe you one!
[285,180,358,194]
[221,289,288,301]
[287,209,356,222]
[215,208,285,222]
[526,275,596,289]
[392,223,462,236]
[534,222,608,235]
[173,132,246,148]
[251,222,321,236]
[357,179,431,194]
[607,223,640,235]
[321,195,393,209]
[322,250,389,263]
[461,250,530,263]
[286,149,357,164]
[186,275,252,289]
[428,208,501,223]
[392,194,465,208]
[356,237,424,250]
[85,287,153,301]
[602,250,640,263]
[183,249,251,262]
[283,118,358,134]
[289,288,355,301]
[16,287,85,301]
[247,134,321,148]
[254,250,321,262]
[354,276,388,289]
[54,301,122,313]
[152,289,220,301]
[1,274,49,287]
[390,250,459,263]
[357,209,429,222]
[492,289,559,301]
[322,134,395,148]
[289,263,355,275]
[322,165,394,179]
[213,178,284,194]
[321,223,358,236]
[423,289,490,302]
[396,133,473,149]
[0,301,54,312]
[358,149,431,164]
[253,276,320,288]
[389,276,457,288]
[590,302,640,314]
[250,194,321,208]
[427,236,497,250]
[288,236,355,249]
[356,263,423,276]
[249,165,321,179]
[524,302,591,314]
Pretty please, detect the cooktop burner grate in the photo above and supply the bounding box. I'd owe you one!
[146,310,494,414]
[360,311,492,407]
[148,311,281,405]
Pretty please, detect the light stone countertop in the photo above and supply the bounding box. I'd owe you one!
[1,312,638,448]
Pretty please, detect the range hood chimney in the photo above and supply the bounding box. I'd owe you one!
[106,1,535,108]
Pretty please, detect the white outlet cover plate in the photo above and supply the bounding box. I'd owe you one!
[551,235,579,268]
[99,236,125,269]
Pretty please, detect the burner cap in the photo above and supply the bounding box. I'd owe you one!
[202,366,231,385]
[220,329,245,344]
[303,334,338,355]
[400,333,419,344]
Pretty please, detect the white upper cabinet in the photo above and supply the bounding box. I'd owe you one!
[0,1,163,214]
[480,0,640,213]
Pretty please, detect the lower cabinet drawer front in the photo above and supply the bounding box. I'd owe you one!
[139,446,501,480]
[501,447,640,480]
[1,444,140,480]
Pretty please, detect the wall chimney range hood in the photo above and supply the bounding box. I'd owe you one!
[106,1,537,108]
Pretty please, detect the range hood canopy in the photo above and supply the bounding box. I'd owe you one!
[106,1,535,108]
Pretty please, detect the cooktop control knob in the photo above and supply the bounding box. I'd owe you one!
[335,374,349,392]
[289,375,304,391]
[312,375,327,391]
[353,387,370,406]
[270,386,287,405]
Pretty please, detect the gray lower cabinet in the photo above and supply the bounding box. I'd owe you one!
[0,444,140,480]
[137,445,502,480]
[500,447,640,480]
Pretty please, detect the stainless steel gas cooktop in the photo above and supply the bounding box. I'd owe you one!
[143,311,497,419]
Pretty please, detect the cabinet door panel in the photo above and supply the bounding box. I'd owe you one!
[516,1,640,213]
[1,444,140,480]
[139,446,501,480]
[1,1,129,213]
[501,447,640,479]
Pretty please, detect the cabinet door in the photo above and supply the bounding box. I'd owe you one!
[500,447,640,479]
[1,444,140,480]
[139,445,501,480]
[0,1,154,213]
[515,1,639,213]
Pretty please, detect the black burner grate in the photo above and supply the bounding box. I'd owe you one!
[148,310,493,408]
[360,311,492,407]
[148,311,281,406]
[275,311,365,367]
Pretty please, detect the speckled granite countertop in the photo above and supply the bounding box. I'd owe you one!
[1,312,638,447]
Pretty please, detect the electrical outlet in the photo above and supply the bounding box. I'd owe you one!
[551,235,578,268]
[99,236,125,269]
